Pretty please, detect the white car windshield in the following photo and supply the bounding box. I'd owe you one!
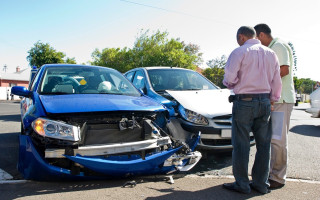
[148,69,218,92]
[39,66,141,96]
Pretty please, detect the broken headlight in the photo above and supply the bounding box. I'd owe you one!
[178,105,209,125]
[32,118,80,141]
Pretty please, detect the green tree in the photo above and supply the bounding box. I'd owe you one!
[65,57,77,64]
[295,78,316,94]
[91,30,203,72]
[91,47,134,73]
[27,41,76,68]
[203,55,227,88]
[293,76,302,93]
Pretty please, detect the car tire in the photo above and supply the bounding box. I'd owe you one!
[21,122,25,135]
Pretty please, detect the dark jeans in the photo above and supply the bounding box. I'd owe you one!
[231,97,271,193]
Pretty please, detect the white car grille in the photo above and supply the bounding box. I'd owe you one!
[212,114,232,128]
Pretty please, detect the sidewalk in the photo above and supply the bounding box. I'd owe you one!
[0,175,319,200]
[295,103,311,110]
[0,100,21,103]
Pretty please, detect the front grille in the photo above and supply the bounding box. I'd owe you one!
[84,123,143,145]
[212,114,232,126]
[201,136,255,146]
[202,139,231,146]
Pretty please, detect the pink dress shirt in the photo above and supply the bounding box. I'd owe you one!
[223,39,282,102]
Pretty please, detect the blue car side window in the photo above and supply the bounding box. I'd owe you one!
[30,70,41,91]
[125,71,135,81]
[132,71,145,90]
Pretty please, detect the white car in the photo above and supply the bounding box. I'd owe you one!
[125,66,255,151]
[306,87,320,118]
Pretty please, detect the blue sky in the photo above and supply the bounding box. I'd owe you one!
[1,0,319,82]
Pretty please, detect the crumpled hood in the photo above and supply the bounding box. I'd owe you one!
[39,94,165,114]
[166,89,232,118]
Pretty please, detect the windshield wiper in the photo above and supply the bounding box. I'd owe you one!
[41,92,71,95]
[156,88,201,92]
[155,90,167,93]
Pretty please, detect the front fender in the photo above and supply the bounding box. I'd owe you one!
[22,93,47,134]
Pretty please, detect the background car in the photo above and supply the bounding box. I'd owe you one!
[124,66,255,152]
[295,93,301,106]
[11,64,201,181]
[306,87,320,117]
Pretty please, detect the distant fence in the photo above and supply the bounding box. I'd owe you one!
[0,87,19,100]
[301,94,310,102]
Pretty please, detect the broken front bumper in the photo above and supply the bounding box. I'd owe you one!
[18,135,201,180]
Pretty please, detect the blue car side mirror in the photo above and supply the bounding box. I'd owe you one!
[11,86,31,97]
[139,88,148,95]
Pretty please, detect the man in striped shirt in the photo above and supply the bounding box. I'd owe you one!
[223,26,282,194]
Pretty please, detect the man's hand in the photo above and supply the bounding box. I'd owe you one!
[280,65,289,77]
[271,101,275,111]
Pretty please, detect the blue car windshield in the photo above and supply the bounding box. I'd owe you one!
[148,69,218,92]
[39,66,141,96]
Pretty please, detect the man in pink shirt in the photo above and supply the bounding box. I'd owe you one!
[222,26,282,194]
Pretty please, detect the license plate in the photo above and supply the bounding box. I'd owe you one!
[221,129,232,138]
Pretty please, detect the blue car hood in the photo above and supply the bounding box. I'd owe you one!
[39,94,165,114]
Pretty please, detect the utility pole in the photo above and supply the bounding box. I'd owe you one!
[3,64,7,72]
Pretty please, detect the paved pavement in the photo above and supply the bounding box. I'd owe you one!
[0,175,320,200]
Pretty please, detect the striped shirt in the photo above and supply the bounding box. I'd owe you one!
[223,39,282,102]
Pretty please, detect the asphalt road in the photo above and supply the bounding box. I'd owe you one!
[190,103,320,182]
[0,102,319,181]
[1,176,320,200]
[0,101,319,200]
[0,101,22,179]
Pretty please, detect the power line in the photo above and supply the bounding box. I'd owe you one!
[119,0,236,28]
[119,0,318,45]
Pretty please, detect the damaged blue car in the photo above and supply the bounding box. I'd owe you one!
[11,64,201,181]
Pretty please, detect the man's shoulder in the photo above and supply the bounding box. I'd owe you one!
[230,45,244,55]
[270,38,288,50]
[258,44,277,56]
[233,42,258,52]
[272,41,287,50]
[270,41,289,58]
[260,44,274,51]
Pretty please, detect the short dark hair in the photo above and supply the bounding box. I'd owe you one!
[254,24,272,36]
[237,26,256,39]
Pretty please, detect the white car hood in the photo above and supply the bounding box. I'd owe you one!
[166,89,233,118]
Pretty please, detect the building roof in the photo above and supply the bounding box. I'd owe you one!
[0,68,30,81]
[196,66,204,74]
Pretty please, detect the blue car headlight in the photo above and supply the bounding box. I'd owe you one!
[32,118,80,141]
[178,105,209,125]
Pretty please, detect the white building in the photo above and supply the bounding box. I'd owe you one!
[0,66,30,100]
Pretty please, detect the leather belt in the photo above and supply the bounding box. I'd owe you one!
[235,93,270,100]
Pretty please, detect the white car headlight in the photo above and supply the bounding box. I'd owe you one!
[32,118,80,141]
[178,105,209,125]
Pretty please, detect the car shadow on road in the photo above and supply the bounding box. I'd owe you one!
[0,132,22,179]
[0,179,125,199]
[0,176,266,200]
[290,125,320,137]
[145,183,267,200]
[188,151,232,175]
[294,108,307,111]
[0,114,21,122]
[0,175,186,199]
